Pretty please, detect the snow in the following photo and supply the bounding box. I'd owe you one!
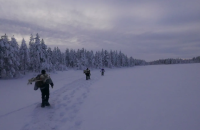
[0,64,200,130]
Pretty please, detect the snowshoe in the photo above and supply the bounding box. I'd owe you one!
[41,103,45,108]
[45,102,50,106]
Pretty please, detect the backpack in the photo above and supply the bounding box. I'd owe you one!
[33,74,51,90]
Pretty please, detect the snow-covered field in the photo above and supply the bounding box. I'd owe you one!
[0,63,200,130]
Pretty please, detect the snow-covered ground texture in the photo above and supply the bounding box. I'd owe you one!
[0,63,200,130]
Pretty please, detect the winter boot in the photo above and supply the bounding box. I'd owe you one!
[45,98,50,106]
[41,100,45,108]
[45,102,50,106]
[41,103,45,107]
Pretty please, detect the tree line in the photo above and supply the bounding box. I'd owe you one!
[0,34,145,78]
[148,57,200,65]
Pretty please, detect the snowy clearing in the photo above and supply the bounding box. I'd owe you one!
[0,64,200,130]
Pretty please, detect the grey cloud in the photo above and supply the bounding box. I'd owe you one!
[159,12,200,26]
[0,0,200,61]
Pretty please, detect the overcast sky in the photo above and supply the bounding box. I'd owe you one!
[0,0,200,61]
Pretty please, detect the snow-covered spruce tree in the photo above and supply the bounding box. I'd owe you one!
[120,52,129,67]
[110,50,115,68]
[68,49,76,68]
[116,51,122,67]
[129,57,135,67]
[94,51,103,69]
[34,33,43,72]
[76,49,81,69]
[29,33,47,72]
[80,48,88,69]
[51,47,65,71]
[0,34,7,78]
[101,49,105,67]
[193,56,200,63]
[112,50,118,67]
[129,56,134,66]
[0,34,21,78]
[124,55,129,67]
[46,47,53,71]
[0,40,2,78]
[61,53,67,71]
[9,36,20,77]
[111,50,116,67]
[51,47,58,71]
[94,52,99,68]
[40,39,49,71]
[29,34,37,72]
[57,48,67,71]
[87,50,95,68]
[121,53,126,67]
[65,48,70,67]
[19,38,30,74]
[104,50,112,68]
[75,48,88,70]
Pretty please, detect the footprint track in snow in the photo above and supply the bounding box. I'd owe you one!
[21,74,101,130]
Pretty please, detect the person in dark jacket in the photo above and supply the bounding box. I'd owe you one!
[39,70,54,108]
[84,68,91,80]
[101,68,105,76]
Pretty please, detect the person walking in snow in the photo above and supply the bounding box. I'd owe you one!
[101,68,105,76]
[84,68,91,80]
[38,70,54,107]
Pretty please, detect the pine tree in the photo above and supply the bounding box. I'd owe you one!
[29,33,43,72]
[34,33,42,72]
[0,34,8,77]
[94,51,102,69]
[87,50,95,68]
[65,48,70,67]
[80,48,88,69]
[69,49,76,68]
[40,39,48,71]
[29,34,36,72]
[0,34,21,77]
[51,47,64,70]
[19,38,30,74]
[46,47,53,71]
[101,49,105,67]
[104,50,112,68]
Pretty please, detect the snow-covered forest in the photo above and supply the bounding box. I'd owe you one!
[148,57,200,65]
[0,34,145,78]
[1,33,199,78]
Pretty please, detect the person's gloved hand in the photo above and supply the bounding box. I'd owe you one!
[50,83,54,88]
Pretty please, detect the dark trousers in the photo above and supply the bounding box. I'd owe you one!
[40,87,49,103]
[86,74,90,80]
